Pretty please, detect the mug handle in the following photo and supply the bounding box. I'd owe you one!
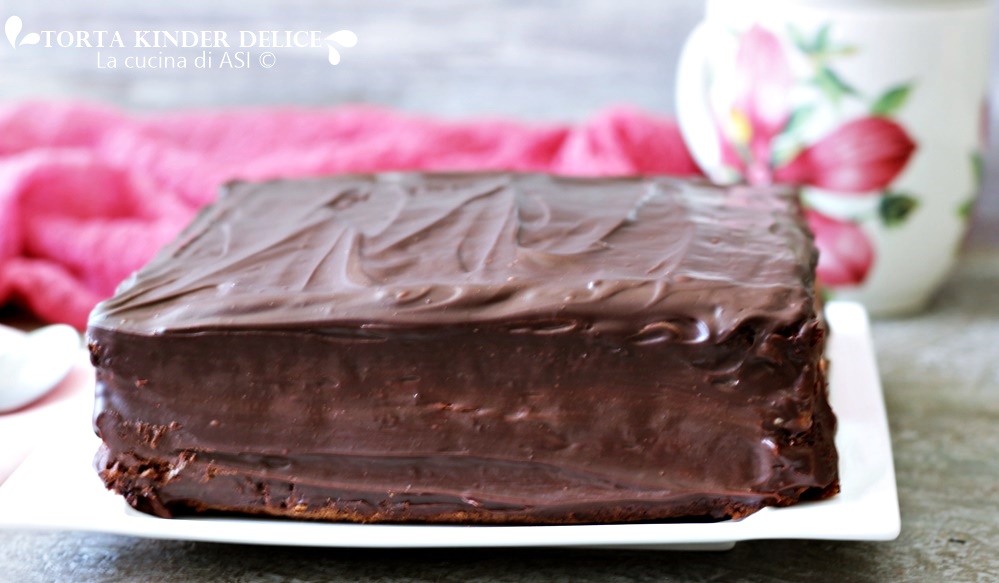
[675,21,726,183]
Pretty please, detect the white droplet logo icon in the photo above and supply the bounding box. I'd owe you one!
[325,30,357,65]
[5,16,40,49]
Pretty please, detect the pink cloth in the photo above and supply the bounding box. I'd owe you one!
[0,102,700,328]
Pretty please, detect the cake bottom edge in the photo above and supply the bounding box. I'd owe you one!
[95,445,841,526]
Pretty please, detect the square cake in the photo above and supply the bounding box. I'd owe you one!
[88,172,839,524]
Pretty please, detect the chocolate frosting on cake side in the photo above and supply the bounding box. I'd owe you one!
[88,173,839,524]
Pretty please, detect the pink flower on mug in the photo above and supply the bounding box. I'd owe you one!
[774,117,917,193]
[713,24,920,287]
[805,209,875,287]
[726,25,794,184]
[718,25,916,194]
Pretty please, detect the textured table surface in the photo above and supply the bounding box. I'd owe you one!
[1,248,997,582]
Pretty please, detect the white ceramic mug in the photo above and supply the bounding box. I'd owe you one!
[676,0,991,315]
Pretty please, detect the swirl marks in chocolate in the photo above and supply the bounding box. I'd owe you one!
[89,173,816,336]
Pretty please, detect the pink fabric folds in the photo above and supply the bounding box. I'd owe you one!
[0,102,700,328]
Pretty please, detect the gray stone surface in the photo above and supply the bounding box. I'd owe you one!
[1,252,998,582]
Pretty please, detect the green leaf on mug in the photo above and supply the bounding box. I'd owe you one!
[879,192,919,226]
[957,198,974,219]
[813,23,831,53]
[824,44,858,57]
[770,139,802,169]
[782,105,816,137]
[814,67,857,103]
[788,24,813,54]
[871,84,913,117]
[971,150,984,190]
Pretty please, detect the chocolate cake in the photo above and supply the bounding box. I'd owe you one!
[88,172,839,524]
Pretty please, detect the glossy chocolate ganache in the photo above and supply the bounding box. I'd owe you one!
[88,173,839,524]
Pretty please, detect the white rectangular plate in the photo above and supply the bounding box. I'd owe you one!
[0,302,899,550]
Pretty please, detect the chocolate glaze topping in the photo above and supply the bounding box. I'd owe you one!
[89,173,838,524]
[92,173,816,335]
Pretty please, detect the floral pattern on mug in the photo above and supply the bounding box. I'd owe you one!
[713,24,920,287]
